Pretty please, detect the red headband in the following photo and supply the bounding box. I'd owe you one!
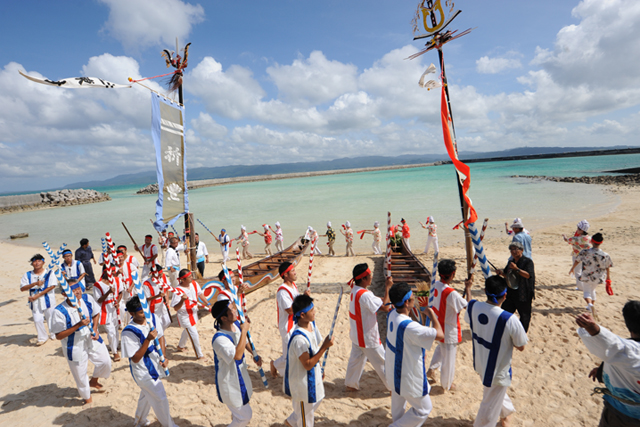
[348,268,371,288]
[591,237,603,244]
[280,264,295,278]
[178,271,192,280]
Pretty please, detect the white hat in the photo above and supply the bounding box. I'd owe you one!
[511,220,524,229]
[263,224,269,230]
[374,221,379,227]
[241,225,246,231]
[577,219,590,232]
[428,216,435,223]
[345,221,351,227]
[308,225,313,231]
[327,221,331,227]
[275,221,280,227]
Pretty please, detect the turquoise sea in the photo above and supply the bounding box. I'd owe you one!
[2,153,637,255]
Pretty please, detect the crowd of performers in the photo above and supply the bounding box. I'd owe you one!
[18,217,638,427]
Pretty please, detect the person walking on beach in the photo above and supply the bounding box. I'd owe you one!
[93,268,122,361]
[51,279,112,405]
[420,217,439,255]
[273,222,284,253]
[570,233,613,321]
[20,253,58,345]
[362,222,382,255]
[504,218,529,236]
[563,219,591,291]
[213,228,232,264]
[194,233,208,277]
[60,249,87,292]
[306,226,322,255]
[171,269,205,359]
[509,220,532,259]
[236,226,253,260]
[136,235,158,281]
[385,282,443,427]
[345,263,391,392]
[400,218,412,252]
[121,296,177,427]
[283,294,334,427]
[75,238,97,288]
[496,241,535,333]
[320,222,336,256]
[145,265,172,331]
[341,221,355,257]
[465,275,527,427]
[165,237,184,289]
[257,224,273,256]
[211,299,263,427]
[576,301,640,426]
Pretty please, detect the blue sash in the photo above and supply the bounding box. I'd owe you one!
[385,319,429,396]
[123,316,160,381]
[284,329,318,403]
[27,271,53,310]
[212,322,249,405]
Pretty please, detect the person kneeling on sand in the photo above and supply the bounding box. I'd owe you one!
[51,279,112,405]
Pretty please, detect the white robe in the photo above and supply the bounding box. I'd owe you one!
[21,269,58,342]
[284,323,325,404]
[212,322,253,408]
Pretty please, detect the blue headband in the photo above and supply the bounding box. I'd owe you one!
[486,288,507,304]
[69,282,82,291]
[221,229,226,233]
[294,303,314,322]
[387,290,413,308]
[62,249,72,255]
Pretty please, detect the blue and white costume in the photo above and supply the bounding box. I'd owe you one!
[219,233,231,264]
[385,309,437,427]
[212,321,253,427]
[578,325,640,421]
[284,323,324,427]
[465,300,528,427]
[20,269,58,343]
[51,294,111,401]
[60,260,86,292]
[121,314,177,427]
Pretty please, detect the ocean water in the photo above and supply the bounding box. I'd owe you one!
[2,153,636,256]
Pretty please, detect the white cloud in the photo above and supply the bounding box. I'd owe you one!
[99,0,204,51]
[476,55,522,74]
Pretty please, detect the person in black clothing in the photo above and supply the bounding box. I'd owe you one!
[75,238,97,288]
[496,241,535,333]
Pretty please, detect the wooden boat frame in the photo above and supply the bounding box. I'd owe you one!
[384,239,431,289]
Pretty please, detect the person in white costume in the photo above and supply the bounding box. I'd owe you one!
[305,226,322,255]
[363,222,382,255]
[118,245,141,282]
[425,259,472,391]
[194,233,209,277]
[420,216,439,255]
[20,254,58,345]
[211,299,263,427]
[385,282,443,427]
[284,294,334,427]
[93,268,123,361]
[118,249,138,327]
[121,296,177,427]
[273,222,284,253]
[144,265,172,334]
[563,219,590,291]
[171,269,206,359]
[136,235,158,281]
[51,279,112,405]
[213,229,232,264]
[236,226,253,259]
[60,249,86,292]
[465,275,528,427]
[576,301,640,425]
[345,263,392,392]
[271,262,307,378]
[165,237,184,288]
[216,269,248,308]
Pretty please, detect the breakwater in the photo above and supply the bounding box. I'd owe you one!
[0,189,111,214]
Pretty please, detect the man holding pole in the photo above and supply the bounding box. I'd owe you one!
[213,229,231,264]
[136,235,158,281]
[171,269,205,359]
[165,237,184,289]
[20,254,58,345]
[60,249,86,292]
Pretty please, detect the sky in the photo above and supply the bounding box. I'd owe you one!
[1,0,640,193]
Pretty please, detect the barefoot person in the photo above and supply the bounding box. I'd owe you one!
[466,275,528,427]
[51,279,112,405]
[385,282,443,427]
[93,268,123,361]
[211,299,263,427]
[576,301,640,425]
[426,259,472,391]
[122,296,177,427]
[570,232,613,321]
[284,294,334,427]
[171,269,206,359]
[20,254,58,345]
[345,263,391,392]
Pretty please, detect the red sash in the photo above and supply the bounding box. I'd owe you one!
[175,285,197,326]
[277,283,297,333]
[433,286,461,343]
[349,289,367,347]
[143,280,160,313]
[95,281,114,325]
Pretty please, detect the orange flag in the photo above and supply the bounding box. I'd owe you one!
[440,86,478,226]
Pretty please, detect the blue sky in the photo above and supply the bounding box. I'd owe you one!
[1,0,639,192]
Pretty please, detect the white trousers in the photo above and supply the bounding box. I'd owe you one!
[312,245,322,255]
[403,238,412,252]
[33,306,56,342]
[155,303,172,330]
[178,324,203,358]
[226,403,252,427]
[120,299,132,327]
[67,340,112,400]
[474,385,515,427]
[572,254,584,290]
[273,332,288,374]
[390,391,433,427]
[100,319,120,355]
[134,377,177,427]
[428,343,457,390]
[275,240,284,253]
[424,235,438,255]
[168,269,179,290]
[344,343,389,390]
[286,399,322,427]
[141,265,152,282]
[372,241,382,255]
[583,282,598,301]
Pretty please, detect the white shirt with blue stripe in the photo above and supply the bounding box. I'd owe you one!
[284,323,325,403]
[384,310,437,399]
[212,322,253,408]
[121,314,166,383]
[21,269,58,312]
[60,260,86,292]
[464,300,528,388]
[51,295,101,362]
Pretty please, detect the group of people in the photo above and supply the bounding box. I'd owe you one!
[18,214,636,427]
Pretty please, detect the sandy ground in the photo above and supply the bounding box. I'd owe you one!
[0,185,637,427]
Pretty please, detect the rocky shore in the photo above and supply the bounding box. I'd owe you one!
[512,173,640,186]
[0,188,111,215]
